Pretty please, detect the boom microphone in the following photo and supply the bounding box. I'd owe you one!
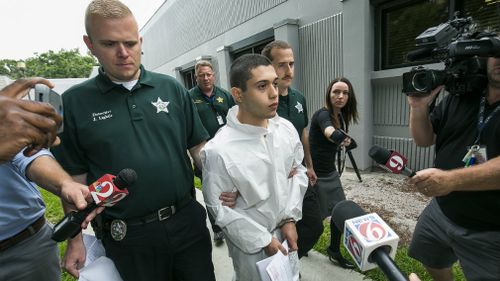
[332,200,407,281]
[51,168,137,242]
[369,145,416,177]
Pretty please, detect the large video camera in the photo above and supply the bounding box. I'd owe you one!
[402,15,500,96]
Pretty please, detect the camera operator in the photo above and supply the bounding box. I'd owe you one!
[407,56,500,281]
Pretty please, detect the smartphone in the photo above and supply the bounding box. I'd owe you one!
[34,84,64,133]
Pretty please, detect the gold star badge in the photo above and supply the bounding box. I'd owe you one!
[216,97,224,103]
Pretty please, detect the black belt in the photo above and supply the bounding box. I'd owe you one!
[105,194,193,228]
[0,216,45,252]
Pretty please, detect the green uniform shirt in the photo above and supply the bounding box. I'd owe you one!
[189,85,235,139]
[53,66,209,219]
[277,87,309,136]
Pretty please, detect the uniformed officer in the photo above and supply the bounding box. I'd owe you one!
[189,60,235,246]
[262,41,323,259]
[189,60,234,139]
[53,1,215,280]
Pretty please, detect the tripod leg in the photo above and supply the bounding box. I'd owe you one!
[347,151,362,182]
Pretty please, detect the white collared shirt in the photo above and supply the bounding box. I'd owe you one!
[201,106,308,254]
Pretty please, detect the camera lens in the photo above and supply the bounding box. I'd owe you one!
[411,72,429,92]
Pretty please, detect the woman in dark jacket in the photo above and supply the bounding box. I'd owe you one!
[309,77,359,268]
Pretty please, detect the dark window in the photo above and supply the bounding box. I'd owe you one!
[231,38,274,61]
[181,67,196,90]
[461,1,500,31]
[378,0,449,70]
[376,0,500,70]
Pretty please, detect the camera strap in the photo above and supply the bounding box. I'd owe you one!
[337,113,347,175]
[475,93,500,145]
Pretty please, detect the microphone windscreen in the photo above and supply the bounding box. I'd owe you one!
[332,200,366,231]
[114,168,137,189]
[369,145,391,165]
[406,47,433,61]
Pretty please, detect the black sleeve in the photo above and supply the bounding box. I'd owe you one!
[317,109,333,132]
[302,97,309,128]
[430,93,452,136]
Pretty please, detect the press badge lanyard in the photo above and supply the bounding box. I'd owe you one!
[337,113,347,175]
[463,94,500,166]
[475,95,500,144]
[203,92,225,126]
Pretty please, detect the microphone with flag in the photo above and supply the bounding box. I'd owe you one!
[51,168,137,242]
[369,145,416,177]
[332,200,408,281]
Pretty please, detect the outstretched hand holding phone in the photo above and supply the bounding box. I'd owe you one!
[0,78,62,162]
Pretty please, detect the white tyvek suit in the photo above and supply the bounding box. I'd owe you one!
[201,106,308,281]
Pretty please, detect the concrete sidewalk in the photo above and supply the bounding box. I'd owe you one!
[195,189,368,281]
[83,190,368,280]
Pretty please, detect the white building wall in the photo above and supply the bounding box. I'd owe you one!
[140,0,343,78]
[138,0,434,171]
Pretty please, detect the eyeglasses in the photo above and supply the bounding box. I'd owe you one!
[197,73,214,78]
[331,89,349,96]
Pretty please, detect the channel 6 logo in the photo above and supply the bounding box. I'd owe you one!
[345,228,363,265]
[355,218,389,242]
[386,151,407,174]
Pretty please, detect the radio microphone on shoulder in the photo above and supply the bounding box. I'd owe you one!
[51,168,137,242]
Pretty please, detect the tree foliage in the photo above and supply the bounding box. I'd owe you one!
[0,49,97,79]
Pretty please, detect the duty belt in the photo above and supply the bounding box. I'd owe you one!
[104,194,193,228]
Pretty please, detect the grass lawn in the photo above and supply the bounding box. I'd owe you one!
[40,189,76,281]
[312,220,465,281]
[43,178,465,281]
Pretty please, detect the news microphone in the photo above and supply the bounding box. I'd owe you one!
[369,145,416,177]
[51,168,137,242]
[332,200,407,281]
[406,47,433,62]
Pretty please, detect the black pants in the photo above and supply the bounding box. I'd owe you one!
[329,216,343,253]
[103,200,215,281]
[296,186,324,258]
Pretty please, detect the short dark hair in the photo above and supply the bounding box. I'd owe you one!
[261,40,292,62]
[230,54,272,92]
[325,77,359,130]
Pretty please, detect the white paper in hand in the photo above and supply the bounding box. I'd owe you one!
[82,234,106,267]
[256,240,300,281]
[78,256,123,281]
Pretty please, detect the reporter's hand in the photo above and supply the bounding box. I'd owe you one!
[0,77,54,99]
[409,168,455,197]
[264,237,287,256]
[60,180,104,229]
[341,137,352,147]
[0,78,62,162]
